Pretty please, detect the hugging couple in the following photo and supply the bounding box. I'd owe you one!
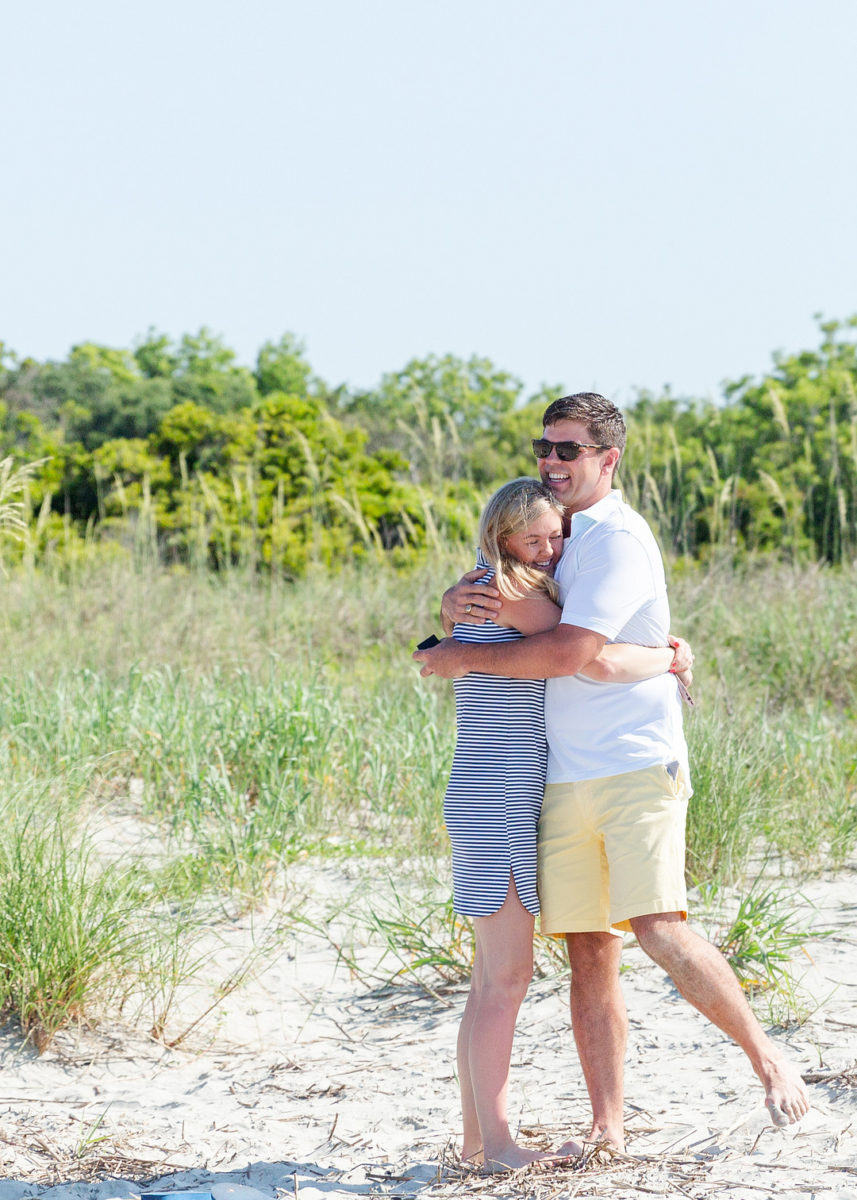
[414,391,808,1171]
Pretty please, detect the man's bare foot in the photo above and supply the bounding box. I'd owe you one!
[555,1136,584,1158]
[577,1123,625,1155]
[483,1143,558,1173]
[760,1054,811,1127]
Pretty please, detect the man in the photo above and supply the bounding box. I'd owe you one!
[414,392,809,1152]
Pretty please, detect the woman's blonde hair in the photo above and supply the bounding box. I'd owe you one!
[478,477,564,603]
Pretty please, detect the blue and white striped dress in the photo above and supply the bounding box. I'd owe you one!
[442,563,547,917]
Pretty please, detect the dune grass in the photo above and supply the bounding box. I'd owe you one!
[0,807,148,1050]
[3,552,854,878]
[0,795,266,1051]
[0,552,854,1042]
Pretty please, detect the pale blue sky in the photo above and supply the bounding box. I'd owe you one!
[3,1,855,403]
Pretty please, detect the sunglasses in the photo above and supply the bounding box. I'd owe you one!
[532,438,609,461]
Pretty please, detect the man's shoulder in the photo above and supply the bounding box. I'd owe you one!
[579,491,658,544]
[565,494,666,586]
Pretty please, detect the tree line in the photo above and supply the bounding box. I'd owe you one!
[1,318,856,572]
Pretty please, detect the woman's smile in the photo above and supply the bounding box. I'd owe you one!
[504,511,564,574]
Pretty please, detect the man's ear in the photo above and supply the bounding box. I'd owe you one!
[602,447,621,476]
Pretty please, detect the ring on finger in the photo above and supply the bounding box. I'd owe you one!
[464,603,472,614]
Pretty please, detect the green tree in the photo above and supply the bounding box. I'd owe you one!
[255,333,314,398]
[716,316,857,561]
[339,354,527,487]
[133,328,260,413]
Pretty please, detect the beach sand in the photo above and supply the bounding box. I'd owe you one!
[0,862,855,1200]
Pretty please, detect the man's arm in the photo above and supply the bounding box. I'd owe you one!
[413,622,606,679]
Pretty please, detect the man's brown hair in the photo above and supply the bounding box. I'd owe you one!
[541,392,626,461]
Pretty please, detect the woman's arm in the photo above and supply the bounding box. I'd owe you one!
[493,593,561,636]
[582,636,693,684]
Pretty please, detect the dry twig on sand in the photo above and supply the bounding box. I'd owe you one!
[0,1122,188,1189]
[418,1133,714,1200]
[801,1062,857,1087]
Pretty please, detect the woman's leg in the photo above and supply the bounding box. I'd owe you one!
[457,943,484,1162]
[462,876,552,1170]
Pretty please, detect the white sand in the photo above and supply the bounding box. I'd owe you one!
[0,862,855,1200]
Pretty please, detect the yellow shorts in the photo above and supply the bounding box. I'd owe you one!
[538,763,690,937]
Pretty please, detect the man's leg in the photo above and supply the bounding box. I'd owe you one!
[539,779,626,1152]
[630,912,810,1125]
[561,931,627,1153]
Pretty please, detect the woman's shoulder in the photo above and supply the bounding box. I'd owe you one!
[474,549,496,585]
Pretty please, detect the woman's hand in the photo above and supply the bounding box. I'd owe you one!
[441,568,503,632]
[668,635,695,705]
[668,635,694,676]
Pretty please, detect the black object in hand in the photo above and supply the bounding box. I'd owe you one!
[417,635,440,650]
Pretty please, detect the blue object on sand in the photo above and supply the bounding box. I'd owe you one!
[141,1193,213,1200]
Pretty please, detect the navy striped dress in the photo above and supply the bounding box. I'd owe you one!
[442,564,547,917]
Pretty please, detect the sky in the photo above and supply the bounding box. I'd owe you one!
[3,1,856,405]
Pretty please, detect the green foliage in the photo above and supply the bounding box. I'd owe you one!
[0,553,854,1042]
[621,317,857,562]
[0,456,45,544]
[700,880,832,1025]
[337,352,532,488]
[0,809,186,1051]
[2,316,857,572]
[134,327,258,413]
[255,332,314,397]
[0,394,468,576]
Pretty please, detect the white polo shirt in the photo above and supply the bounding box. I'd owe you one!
[544,489,689,784]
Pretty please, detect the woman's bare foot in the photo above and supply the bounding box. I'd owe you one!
[762,1054,810,1126]
[555,1136,584,1158]
[460,1147,483,1168]
[483,1142,559,1173]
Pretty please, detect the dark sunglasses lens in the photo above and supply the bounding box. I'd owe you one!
[532,439,580,461]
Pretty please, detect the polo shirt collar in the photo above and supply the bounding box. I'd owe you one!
[568,488,624,542]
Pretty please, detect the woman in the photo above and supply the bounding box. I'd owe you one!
[442,478,688,1172]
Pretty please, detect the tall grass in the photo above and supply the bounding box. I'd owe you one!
[699,878,832,1027]
[676,559,857,880]
[0,810,145,1050]
[0,551,855,1041]
[2,553,855,881]
[0,796,265,1051]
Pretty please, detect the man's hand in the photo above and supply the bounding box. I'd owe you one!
[441,568,502,631]
[412,638,471,678]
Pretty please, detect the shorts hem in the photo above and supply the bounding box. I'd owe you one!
[540,898,687,938]
[610,899,688,933]
[539,917,623,938]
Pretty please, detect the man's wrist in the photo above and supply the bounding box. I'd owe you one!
[455,642,477,673]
